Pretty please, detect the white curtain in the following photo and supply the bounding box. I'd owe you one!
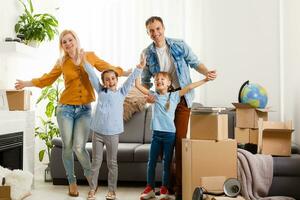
[53,0,206,102]
[57,0,204,69]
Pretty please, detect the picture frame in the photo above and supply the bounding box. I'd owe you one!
[0,90,9,111]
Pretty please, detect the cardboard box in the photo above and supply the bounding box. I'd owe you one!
[6,90,31,111]
[235,127,258,144]
[190,113,228,141]
[258,119,294,156]
[249,129,258,144]
[235,127,249,144]
[199,176,226,193]
[182,139,237,200]
[233,103,269,128]
[0,185,11,200]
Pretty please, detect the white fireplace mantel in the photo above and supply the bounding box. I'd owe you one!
[0,110,35,174]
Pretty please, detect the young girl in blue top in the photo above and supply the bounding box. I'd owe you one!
[80,51,143,200]
[136,56,209,200]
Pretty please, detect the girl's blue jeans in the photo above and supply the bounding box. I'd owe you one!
[147,130,175,188]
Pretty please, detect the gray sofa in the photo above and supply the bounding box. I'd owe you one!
[50,105,162,185]
[268,146,300,199]
[50,105,300,199]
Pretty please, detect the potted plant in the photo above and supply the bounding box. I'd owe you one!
[15,0,59,46]
[35,78,63,181]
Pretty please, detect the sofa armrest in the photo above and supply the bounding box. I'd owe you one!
[52,137,63,148]
[291,144,300,154]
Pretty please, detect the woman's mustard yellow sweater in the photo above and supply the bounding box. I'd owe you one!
[32,52,123,105]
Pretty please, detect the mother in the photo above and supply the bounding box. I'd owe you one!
[15,29,128,197]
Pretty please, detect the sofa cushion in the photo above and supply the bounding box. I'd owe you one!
[53,137,142,162]
[134,144,162,162]
[85,142,142,162]
[268,176,300,199]
[134,144,150,162]
[119,109,145,143]
[115,143,142,162]
[273,154,300,176]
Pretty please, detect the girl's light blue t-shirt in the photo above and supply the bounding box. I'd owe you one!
[151,90,180,133]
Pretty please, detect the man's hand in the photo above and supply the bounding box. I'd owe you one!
[206,70,217,81]
[196,64,217,81]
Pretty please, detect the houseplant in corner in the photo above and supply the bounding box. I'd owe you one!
[35,78,63,181]
[15,0,59,46]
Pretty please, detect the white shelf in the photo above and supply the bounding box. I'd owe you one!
[0,41,37,57]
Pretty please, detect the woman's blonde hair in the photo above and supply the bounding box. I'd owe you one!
[58,29,81,66]
[154,72,174,111]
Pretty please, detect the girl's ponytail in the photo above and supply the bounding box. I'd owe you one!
[165,85,174,111]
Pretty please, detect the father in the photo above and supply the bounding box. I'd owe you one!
[141,16,217,200]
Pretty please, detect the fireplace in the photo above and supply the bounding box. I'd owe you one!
[0,132,23,170]
[0,110,34,174]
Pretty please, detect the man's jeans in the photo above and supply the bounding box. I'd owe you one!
[147,130,175,188]
[56,104,92,184]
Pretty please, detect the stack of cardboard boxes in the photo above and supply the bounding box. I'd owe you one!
[233,103,268,147]
[233,103,294,156]
[183,107,237,200]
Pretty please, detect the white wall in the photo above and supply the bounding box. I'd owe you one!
[200,0,281,120]
[282,0,300,145]
[0,0,22,41]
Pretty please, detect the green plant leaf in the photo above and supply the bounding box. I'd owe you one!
[45,102,54,118]
[46,140,52,148]
[39,149,45,162]
[35,78,62,162]
[18,0,27,12]
[47,88,57,102]
[28,0,34,13]
[39,116,46,126]
[15,23,20,33]
[36,87,50,104]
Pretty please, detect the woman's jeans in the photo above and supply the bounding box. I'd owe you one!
[56,104,92,184]
[147,130,175,188]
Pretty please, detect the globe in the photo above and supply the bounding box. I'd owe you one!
[239,80,268,108]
